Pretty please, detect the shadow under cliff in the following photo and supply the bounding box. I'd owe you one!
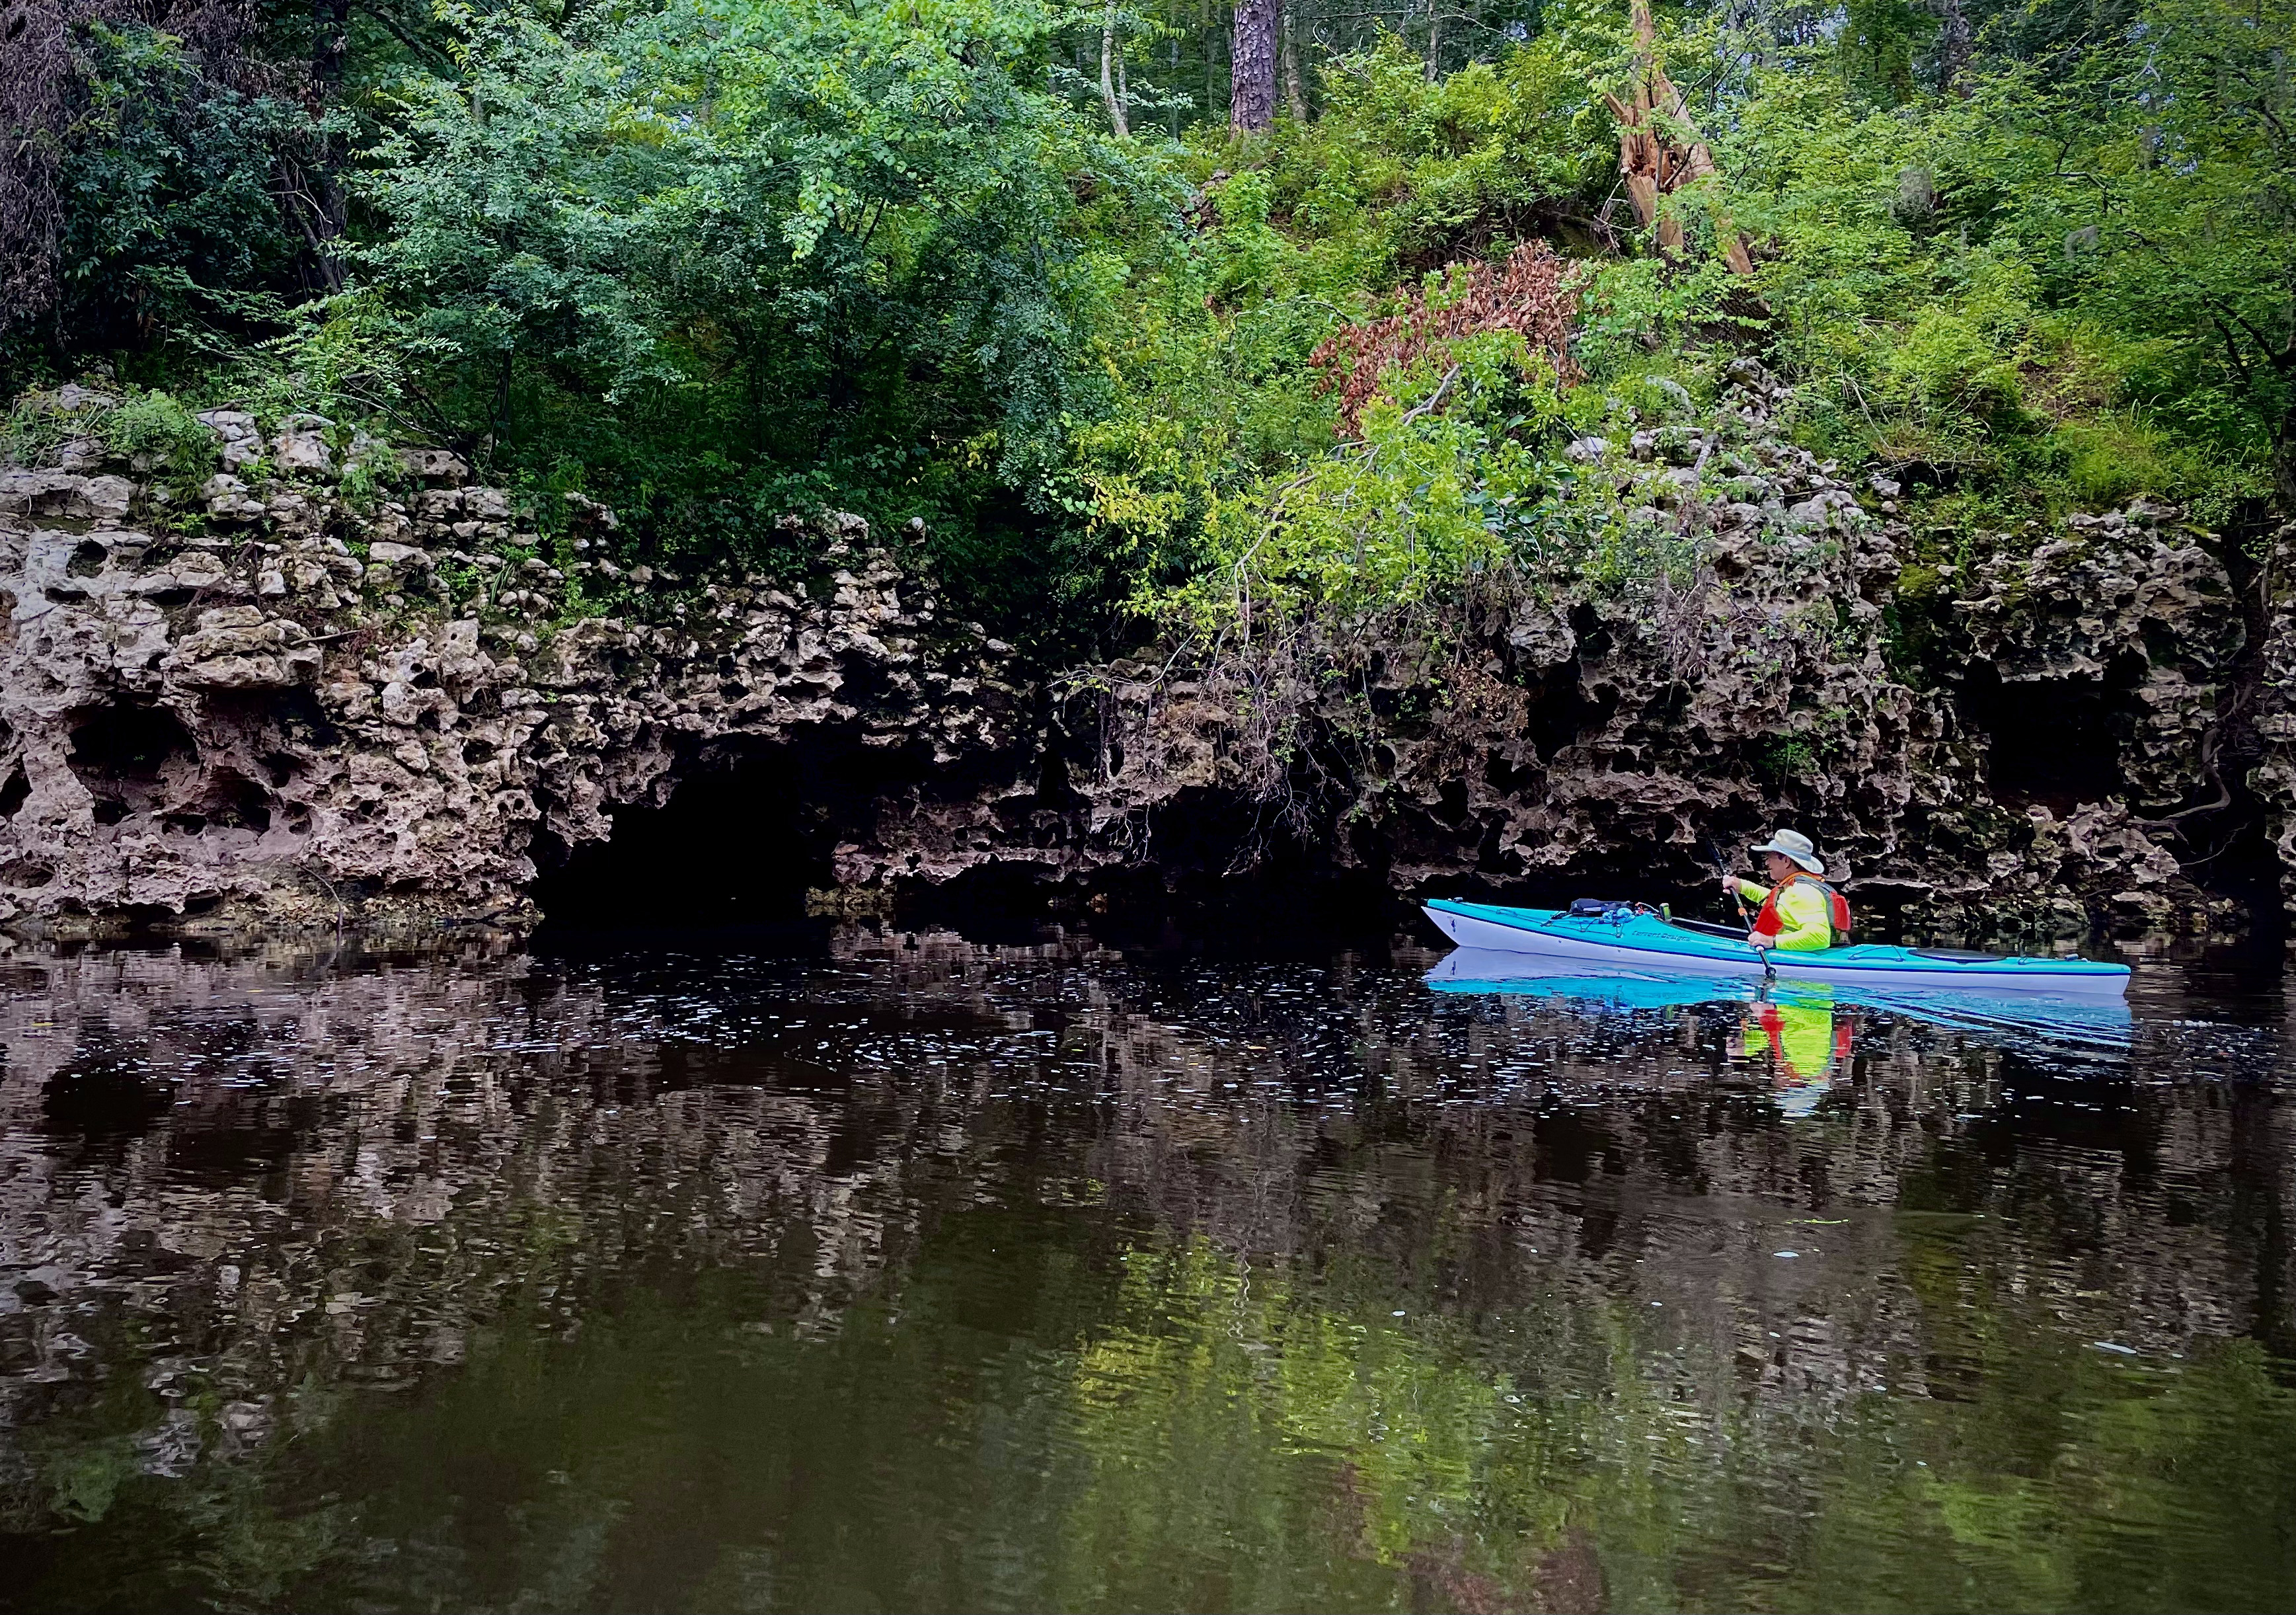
[531,743,866,926]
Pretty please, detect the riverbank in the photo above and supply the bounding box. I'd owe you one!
[1,382,2287,949]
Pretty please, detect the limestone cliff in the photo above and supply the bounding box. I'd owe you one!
[0,383,2284,941]
[0,399,1025,935]
[1024,369,2283,941]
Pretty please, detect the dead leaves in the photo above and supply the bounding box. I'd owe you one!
[1309,241,1585,438]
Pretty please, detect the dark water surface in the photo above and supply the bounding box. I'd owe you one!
[0,928,2291,1613]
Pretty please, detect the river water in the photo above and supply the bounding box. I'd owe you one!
[0,926,2289,1613]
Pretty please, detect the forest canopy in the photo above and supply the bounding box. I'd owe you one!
[3,0,2289,647]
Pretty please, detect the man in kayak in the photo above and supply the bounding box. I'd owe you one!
[1720,829,1851,952]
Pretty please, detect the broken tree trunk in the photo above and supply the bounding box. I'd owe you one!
[1603,0,1755,275]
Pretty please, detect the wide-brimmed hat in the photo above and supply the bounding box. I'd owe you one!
[1749,828,1827,875]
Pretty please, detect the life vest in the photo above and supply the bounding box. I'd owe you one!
[1755,871,1853,947]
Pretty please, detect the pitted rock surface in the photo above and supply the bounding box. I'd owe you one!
[2254,524,2296,902]
[0,426,1024,935]
[0,383,2283,941]
[1042,375,2268,939]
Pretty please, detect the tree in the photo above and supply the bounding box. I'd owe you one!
[0,0,264,353]
[1280,5,1308,120]
[354,0,1130,607]
[1232,0,1277,131]
[1100,0,1129,135]
[1933,0,1970,96]
[2090,0,2296,510]
[1605,0,1753,272]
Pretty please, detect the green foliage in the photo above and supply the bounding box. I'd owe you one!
[1268,25,1617,264]
[1152,332,1591,631]
[1718,0,2291,530]
[15,22,304,377]
[96,389,213,483]
[1065,25,1622,634]
[1837,0,1938,106]
[1,393,94,470]
[11,0,2289,652]
[345,0,1148,630]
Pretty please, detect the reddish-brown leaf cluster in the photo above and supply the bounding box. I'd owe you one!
[1309,241,1584,438]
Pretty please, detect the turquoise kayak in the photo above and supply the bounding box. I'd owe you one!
[1424,899,2130,997]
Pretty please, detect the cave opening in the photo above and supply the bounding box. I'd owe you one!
[1525,657,1610,764]
[1958,662,2133,810]
[66,703,198,822]
[532,744,857,927]
[204,687,342,756]
[164,769,274,836]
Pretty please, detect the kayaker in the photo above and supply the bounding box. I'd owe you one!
[1718,829,1851,952]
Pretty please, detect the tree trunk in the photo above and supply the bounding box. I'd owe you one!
[1205,0,1221,124]
[1172,33,1184,136]
[1935,0,1971,95]
[1231,0,1278,132]
[1424,3,1441,82]
[293,0,352,294]
[1281,3,1309,120]
[1100,1,1129,136]
[1603,0,1755,274]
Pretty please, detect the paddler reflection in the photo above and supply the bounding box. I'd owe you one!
[1732,984,1853,1116]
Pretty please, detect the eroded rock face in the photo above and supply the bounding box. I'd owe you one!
[1038,376,2273,940]
[1898,504,2254,934]
[0,385,2283,941]
[0,422,1026,936]
[2255,525,2296,905]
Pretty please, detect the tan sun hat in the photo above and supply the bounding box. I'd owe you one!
[1749,828,1827,875]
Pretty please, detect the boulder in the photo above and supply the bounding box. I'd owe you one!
[274,413,335,475]
[198,409,263,469]
[167,607,320,689]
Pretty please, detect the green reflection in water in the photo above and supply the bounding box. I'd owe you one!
[9,1206,2293,1614]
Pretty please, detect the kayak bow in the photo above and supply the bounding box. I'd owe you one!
[1422,899,2130,996]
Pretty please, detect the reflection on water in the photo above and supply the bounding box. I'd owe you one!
[1423,953,2144,1123]
[0,929,2290,1613]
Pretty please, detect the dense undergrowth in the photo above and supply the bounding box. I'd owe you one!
[3,0,2288,658]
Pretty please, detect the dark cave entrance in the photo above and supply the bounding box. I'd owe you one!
[66,703,198,825]
[1957,662,2135,812]
[1956,652,2286,938]
[531,747,841,927]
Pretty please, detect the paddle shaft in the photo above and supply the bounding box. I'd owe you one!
[1709,840,1755,927]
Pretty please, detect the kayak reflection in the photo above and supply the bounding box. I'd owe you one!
[1424,949,2135,1113]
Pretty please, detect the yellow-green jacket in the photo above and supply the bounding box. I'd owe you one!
[1733,876,1835,951]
